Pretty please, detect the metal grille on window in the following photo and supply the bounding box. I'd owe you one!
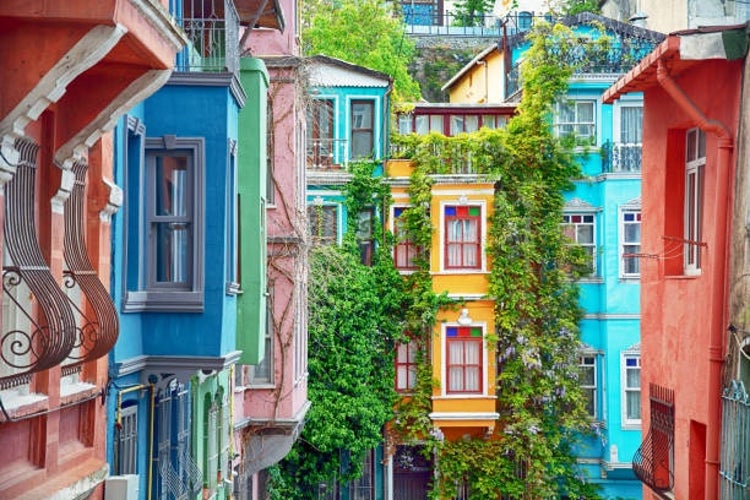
[1,137,76,389]
[118,404,138,475]
[61,160,119,377]
[350,449,375,500]
[720,380,750,498]
[633,383,674,492]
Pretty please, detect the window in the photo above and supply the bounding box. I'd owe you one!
[613,103,643,172]
[307,99,334,168]
[294,279,308,382]
[349,449,375,500]
[117,404,138,474]
[351,100,374,159]
[444,205,481,270]
[579,355,597,418]
[204,397,219,491]
[446,326,483,394]
[450,115,479,135]
[125,136,204,312]
[226,141,239,291]
[685,127,706,273]
[248,288,273,385]
[357,209,374,266]
[562,213,596,274]
[415,115,444,135]
[308,204,338,246]
[555,99,596,145]
[621,210,641,277]
[393,207,419,271]
[266,99,275,204]
[398,113,413,134]
[622,353,641,426]
[396,339,418,392]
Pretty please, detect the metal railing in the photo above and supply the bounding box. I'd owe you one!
[306,138,349,170]
[720,380,750,499]
[403,10,501,37]
[633,384,675,492]
[174,0,239,73]
[601,141,642,173]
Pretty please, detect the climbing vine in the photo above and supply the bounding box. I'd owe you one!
[390,21,604,499]
[267,161,406,499]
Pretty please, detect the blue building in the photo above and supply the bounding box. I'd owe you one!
[503,12,664,498]
[106,1,283,498]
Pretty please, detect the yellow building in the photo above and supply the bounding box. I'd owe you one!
[387,158,498,441]
[441,44,506,104]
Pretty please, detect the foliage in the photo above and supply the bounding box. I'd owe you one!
[390,21,602,499]
[267,162,405,499]
[452,0,495,26]
[546,0,601,16]
[301,0,421,102]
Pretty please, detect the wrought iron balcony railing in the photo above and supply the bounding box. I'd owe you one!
[174,0,240,73]
[306,138,349,170]
[633,384,675,493]
[601,141,642,173]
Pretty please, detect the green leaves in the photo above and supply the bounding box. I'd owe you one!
[302,0,421,102]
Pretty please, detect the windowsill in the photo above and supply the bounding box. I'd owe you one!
[433,394,497,400]
[665,273,701,280]
[436,269,489,275]
[0,389,48,419]
[619,276,640,283]
[60,379,97,403]
[578,276,604,284]
[123,290,204,312]
[621,422,641,431]
[246,383,275,389]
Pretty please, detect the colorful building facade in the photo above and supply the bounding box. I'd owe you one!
[0,1,185,498]
[106,0,288,498]
[604,25,749,499]
[233,0,312,494]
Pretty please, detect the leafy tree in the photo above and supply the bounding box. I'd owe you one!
[549,0,602,16]
[301,0,421,102]
[267,162,406,498]
[452,0,495,26]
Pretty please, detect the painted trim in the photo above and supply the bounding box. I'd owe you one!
[440,321,489,397]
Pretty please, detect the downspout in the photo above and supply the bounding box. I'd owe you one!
[656,59,733,498]
[148,382,156,500]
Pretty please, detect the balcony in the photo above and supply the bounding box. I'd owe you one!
[306,138,349,170]
[174,0,240,73]
[505,37,662,99]
[402,10,501,37]
[601,141,642,173]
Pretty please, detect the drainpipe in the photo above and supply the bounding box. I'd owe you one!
[656,59,733,499]
[148,381,156,500]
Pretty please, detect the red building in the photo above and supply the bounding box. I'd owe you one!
[0,2,184,497]
[604,26,750,499]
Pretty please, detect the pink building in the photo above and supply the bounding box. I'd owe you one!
[604,26,749,499]
[232,0,311,496]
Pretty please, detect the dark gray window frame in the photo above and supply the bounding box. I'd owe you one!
[123,135,205,312]
[226,139,240,295]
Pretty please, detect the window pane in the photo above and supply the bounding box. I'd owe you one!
[155,155,188,217]
[626,391,641,420]
[415,115,428,135]
[429,115,444,133]
[352,131,373,158]
[624,223,640,242]
[482,115,496,129]
[352,102,373,129]
[450,115,464,135]
[155,222,190,283]
[620,106,643,144]
[577,225,594,244]
[627,367,641,388]
[465,115,479,133]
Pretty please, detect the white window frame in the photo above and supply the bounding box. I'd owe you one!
[579,354,597,419]
[684,127,706,275]
[562,212,597,275]
[248,285,274,386]
[621,350,642,428]
[226,140,240,294]
[439,201,486,273]
[440,322,488,397]
[554,99,597,146]
[619,207,641,279]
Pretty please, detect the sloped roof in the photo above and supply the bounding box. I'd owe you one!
[306,55,392,88]
[236,0,285,31]
[441,44,501,92]
[502,11,665,52]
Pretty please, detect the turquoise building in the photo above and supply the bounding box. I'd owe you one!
[504,12,664,498]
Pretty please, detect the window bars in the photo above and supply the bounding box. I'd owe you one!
[720,380,750,499]
[1,137,76,389]
[633,383,675,492]
[61,159,119,374]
